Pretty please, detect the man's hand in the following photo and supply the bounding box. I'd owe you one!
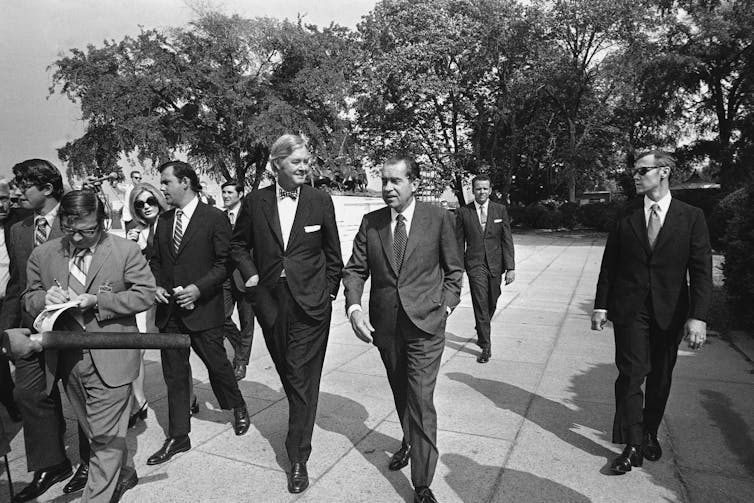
[174,284,200,309]
[349,309,375,344]
[591,310,608,331]
[685,318,707,350]
[244,275,259,288]
[45,285,70,306]
[74,293,98,310]
[126,229,140,241]
[3,328,42,358]
[505,270,516,285]
[155,286,171,304]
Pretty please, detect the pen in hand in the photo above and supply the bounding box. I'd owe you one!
[53,278,70,301]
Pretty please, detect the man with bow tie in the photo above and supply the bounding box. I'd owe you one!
[592,150,712,475]
[231,134,343,494]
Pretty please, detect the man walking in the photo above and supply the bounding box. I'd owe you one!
[592,150,712,474]
[455,175,515,363]
[343,154,463,503]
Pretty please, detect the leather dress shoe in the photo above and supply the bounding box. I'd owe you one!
[642,432,662,461]
[110,470,138,503]
[389,440,411,471]
[234,363,247,381]
[233,404,250,436]
[610,445,643,474]
[477,348,491,364]
[128,401,148,428]
[12,459,72,503]
[63,463,89,494]
[414,486,439,503]
[146,436,191,465]
[288,462,309,494]
[190,396,200,415]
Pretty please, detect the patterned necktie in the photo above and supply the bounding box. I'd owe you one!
[173,209,184,253]
[480,204,487,231]
[68,248,89,296]
[393,214,407,272]
[647,203,661,249]
[34,217,49,247]
[279,188,298,200]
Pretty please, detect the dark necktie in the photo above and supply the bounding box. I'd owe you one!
[647,203,661,249]
[34,217,49,247]
[393,214,407,272]
[226,210,235,226]
[173,209,184,253]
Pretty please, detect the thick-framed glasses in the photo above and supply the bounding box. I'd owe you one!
[134,196,158,210]
[631,165,666,177]
[61,225,99,237]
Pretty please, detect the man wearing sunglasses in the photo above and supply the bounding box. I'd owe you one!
[121,171,143,230]
[592,150,712,475]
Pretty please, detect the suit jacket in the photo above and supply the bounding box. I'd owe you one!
[24,233,156,393]
[230,184,343,325]
[150,201,232,331]
[342,202,464,347]
[594,197,712,330]
[0,212,62,331]
[223,208,254,293]
[456,201,515,276]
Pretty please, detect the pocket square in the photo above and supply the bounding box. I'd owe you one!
[494,218,503,223]
[304,225,321,233]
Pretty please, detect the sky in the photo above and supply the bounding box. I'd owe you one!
[0,0,375,180]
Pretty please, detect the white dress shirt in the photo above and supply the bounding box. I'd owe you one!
[276,183,300,250]
[173,196,199,236]
[0,230,9,298]
[225,202,241,227]
[474,200,489,227]
[644,192,672,227]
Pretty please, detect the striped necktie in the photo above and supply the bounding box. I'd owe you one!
[173,209,184,253]
[34,217,49,247]
[68,248,89,328]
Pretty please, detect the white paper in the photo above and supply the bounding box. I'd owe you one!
[33,300,82,332]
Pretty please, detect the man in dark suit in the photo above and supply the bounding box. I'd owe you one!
[455,175,515,363]
[25,189,156,502]
[221,181,255,381]
[592,150,712,474]
[147,161,249,466]
[343,154,463,503]
[1,160,91,502]
[230,134,342,494]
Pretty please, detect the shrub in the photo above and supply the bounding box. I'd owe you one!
[723,183,754,329]
[708,187,746,250]
[576,201,621,231]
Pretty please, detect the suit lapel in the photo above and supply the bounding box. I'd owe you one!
[404,202,427,266]
[54,239,72,290]
[261,188,285,250]
[85,234,112,291]
[286,186,312,252]
[175,203,203,256]
[377,207,398,276]
[627,202,652,256]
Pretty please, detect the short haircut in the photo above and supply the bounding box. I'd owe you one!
[472,174,491,189]
[128,182,168,226]
[221,180,244,193]
[59,189,107,227]
[130,170,142,178]
[269,134,308,171]
[635,150,676,170]
[384,153,420,181]
[12,159,64,200]
[158,160,201,193]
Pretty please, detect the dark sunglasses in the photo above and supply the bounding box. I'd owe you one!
[134,196,159,210]
[632,165,666,177]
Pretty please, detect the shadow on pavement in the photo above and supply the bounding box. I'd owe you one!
[444,332,477,357]
[699,389,754,477]
[443,453,590,503]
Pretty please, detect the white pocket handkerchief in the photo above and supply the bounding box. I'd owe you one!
[305,225,321,233]
[494,218,503,223]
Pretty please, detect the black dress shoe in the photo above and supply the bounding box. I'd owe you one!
[234,363,247,381]
[288,462,309,494]
[477,348,491,364]
[110,470,138,503]
[642,432,662,461]
[146,436,191,465]
[610,445,643,474]
[233,404,250,436]
[63,463,89,494]
[128,401,148,428]
[414,486,439,503]
[389,440,411,471]
[12,459,72,503]
[190,396,200,415]
[3,400,22,422]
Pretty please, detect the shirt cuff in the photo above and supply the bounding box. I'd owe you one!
[347,304,362,318]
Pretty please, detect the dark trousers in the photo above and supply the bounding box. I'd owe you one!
[222,279,255,366]
[260,278,330,464]
[160,317,244,437]
[467,265,502,349]
[379,307,444,488]
[13,351,90,471]
[612,299,682,446]
[0,355,14,407]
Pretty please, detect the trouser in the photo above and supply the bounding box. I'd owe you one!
[466,265,502,349]
[259,278,330,463]
[612,299,682,446]
[60,350,132,503]
[160,317,245,437]
[222,278,255,366]
[379,306,444,488]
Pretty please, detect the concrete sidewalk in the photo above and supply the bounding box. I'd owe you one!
[2,231,753,502]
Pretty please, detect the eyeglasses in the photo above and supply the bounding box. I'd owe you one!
[61,225,99,237]
[632,165,666,177]
[134,196,158,210]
